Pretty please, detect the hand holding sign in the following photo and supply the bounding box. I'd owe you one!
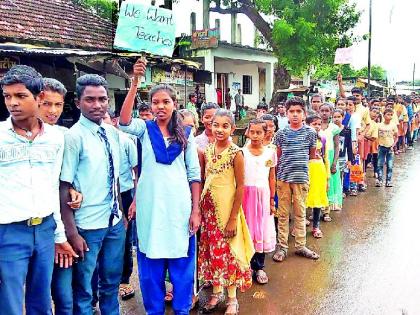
[133,58,147,78]
[114,1,176,57]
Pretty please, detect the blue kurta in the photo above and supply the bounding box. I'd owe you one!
[120,119,201,259]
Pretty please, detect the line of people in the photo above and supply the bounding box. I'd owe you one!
[1,59,419,315]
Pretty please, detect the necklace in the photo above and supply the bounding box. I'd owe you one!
[13,122,35,138]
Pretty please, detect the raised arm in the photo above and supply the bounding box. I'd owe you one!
[337,72,346,98]
[119,58,147,125]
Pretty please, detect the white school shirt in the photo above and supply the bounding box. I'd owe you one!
[0,118,66,243]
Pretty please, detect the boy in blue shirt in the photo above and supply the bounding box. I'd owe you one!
[273,97,320,262]
[60,74,125,315]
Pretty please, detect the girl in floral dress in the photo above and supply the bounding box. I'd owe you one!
[198,109,254,315]
[242,119,277,284]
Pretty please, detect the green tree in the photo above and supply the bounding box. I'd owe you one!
[355,65,387,81]
[314,64,356,80]
[209,0,362,100]
[73,0,118,24]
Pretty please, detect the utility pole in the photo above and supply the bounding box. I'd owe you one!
[413,62,416,91]
[367,0,372,97]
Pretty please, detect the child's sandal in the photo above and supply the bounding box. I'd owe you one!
[202,292,225,313]
[312,228,323,238]
[225,299,239,315]
[323,214,332,222]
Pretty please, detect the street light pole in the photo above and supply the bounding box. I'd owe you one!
[367,0,372,97]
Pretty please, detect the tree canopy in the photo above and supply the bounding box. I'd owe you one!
[210,0,362,88]
[73,0,118,24]
[314,64,387,81]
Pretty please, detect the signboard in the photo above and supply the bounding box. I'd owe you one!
[334,47,353,64]
[190,28,219,50]
[114,1,176,57]
[152,68,194,86]
[0,57,19,79]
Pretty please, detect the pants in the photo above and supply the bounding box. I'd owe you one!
[0,215,55,315]
[397,136,404,151]
[73,219,125,315]
[312,208,321,229]
[91,191,135,305]
[365,153,379,175]
[276,181,309,250]
[406,123,413,146]
[137,236,196,315]
[412,129,419,141]
[121,190,135,284]
[250,252,265,271]
[51,265,73,315]
[377,145,394,182]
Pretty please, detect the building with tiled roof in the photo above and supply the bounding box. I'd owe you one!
[0,0,113,50]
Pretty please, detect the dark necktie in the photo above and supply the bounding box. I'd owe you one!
[98,127,119,220]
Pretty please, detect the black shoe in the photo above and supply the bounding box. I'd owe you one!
[385,181,393,187]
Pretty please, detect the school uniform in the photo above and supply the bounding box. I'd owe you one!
[60,114,125,315]
[120,119,201,315]
[0,118,65,315]
[117,131,138,285]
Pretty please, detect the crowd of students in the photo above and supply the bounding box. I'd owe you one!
[1,59,419,315]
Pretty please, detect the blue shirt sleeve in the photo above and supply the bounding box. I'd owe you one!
[126,136,138,168]
[184,131,201,183]
[119,118,146,138]
[60,131,80,184]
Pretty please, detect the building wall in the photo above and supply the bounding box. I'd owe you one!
[153,0,256,46]
[215,60,260,108]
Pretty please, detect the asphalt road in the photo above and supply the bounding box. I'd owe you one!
[118,146,420,315]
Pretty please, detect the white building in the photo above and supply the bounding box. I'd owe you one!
[155,0,277,107]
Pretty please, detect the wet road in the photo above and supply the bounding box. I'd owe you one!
[120,147,420,315]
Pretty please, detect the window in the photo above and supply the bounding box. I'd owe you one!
[242,75,252,94]
[190,12,197,34]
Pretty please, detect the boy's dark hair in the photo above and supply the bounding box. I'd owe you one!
[200,102,220,117]
[383,108,394,116]
[138,102,151,112]
[0,65,44,96]
[76,74,108,99]
[43,78,67,97]
[285,96,306,111]
[188,92,196,101]
[311,93,323,101]
[257,102,269,111]
[346,96,356,103]
[387,96,395,102]
[306,113,322,125]
[351,87,363,95]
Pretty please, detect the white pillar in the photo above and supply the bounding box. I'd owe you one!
[265,62,274,103]
[204,50,216,103]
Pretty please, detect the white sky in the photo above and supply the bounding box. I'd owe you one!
[351,0,420,82]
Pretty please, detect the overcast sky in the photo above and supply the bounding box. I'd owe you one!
[351,0,419,81]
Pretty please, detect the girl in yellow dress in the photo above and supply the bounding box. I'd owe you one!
[198,109,254,315]
[306,114,330,238]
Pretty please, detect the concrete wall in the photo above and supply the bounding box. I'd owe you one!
[214,60,260,108]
